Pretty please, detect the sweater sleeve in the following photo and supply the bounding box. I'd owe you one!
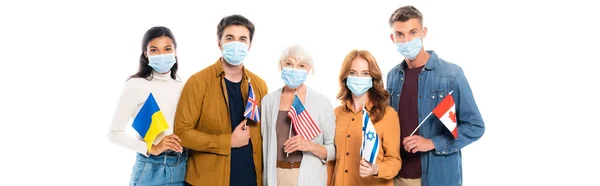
[320,95,336,163]
[174,76,232,155]
[373,108,402,179]
[108,79,149,156]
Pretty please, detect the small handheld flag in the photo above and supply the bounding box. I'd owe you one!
[244,80,260,124]
[132,93,170,152]
[410,90,458,139]
[432,91,458,139]
[360,106,380,164]
[287,95,321,141]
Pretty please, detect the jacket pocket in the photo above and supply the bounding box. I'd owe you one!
[428,89,449,100]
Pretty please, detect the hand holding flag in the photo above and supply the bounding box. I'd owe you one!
[359,159,380,178]
[409,90,458,139]
[244,79,260,129]
[231,119,250,148]
[286,93,321,157]
[132,93,170,152]
[287,94,321,141]
[360,106,380,164]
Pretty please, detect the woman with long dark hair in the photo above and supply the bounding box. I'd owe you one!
[108,26,187,186]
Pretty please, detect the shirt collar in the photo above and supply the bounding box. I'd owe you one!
[214,57,249,81]
[398,50,438,72]
[151,70,172,81]
[344,99,374,114]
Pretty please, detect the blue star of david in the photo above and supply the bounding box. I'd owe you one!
[366,131,375,141]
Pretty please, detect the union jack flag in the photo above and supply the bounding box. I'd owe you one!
[244,81,260,122]
[287,95,321,140]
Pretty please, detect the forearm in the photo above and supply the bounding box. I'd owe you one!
[373,156,402,179]
[431,68,485,155]
[310,143,328,160]
[176,127,232,155]
[108,130,148,155]
[108,80,148,155]
[375,117,402,179]
[431,121,484,155]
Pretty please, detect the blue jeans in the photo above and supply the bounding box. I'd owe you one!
[129,149,188,186]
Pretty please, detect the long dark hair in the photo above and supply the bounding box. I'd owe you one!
[336,50,390,123]
[129,26,178,80]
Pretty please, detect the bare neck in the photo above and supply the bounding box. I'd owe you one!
[352,92,369,112]
[405,49,430,69]
[283,84,307,96]
[221,58,243,82]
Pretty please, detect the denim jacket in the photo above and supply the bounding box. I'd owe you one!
[386,51,485,186]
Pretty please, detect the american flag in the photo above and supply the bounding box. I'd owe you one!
[287,95,321,140]
[244,81,260,122]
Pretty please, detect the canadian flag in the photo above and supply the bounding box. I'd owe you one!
[432,92,458,139]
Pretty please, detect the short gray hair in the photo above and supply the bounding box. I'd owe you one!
[278,44,314,74]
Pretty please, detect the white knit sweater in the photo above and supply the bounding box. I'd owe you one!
[108,71,183,155]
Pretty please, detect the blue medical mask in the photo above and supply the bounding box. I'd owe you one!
[281,67,308,88]
[396,37,423,60]
[346,76,373,96]
[148,53,176,73]
[222,41,249,65]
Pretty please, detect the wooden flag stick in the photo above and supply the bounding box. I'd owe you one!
[285,91,298,157]
[287,90,298,157]
[244,78,252,130]
[286,122,293,157]
[410,112,432,136]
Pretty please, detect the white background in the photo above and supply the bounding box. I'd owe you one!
[1,0,599,185]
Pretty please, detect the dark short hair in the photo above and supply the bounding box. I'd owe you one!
[389,5,423,26]
[130,26,178,80]
[217,14,255,42]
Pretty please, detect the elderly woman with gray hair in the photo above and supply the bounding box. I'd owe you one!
[261,44,336,186]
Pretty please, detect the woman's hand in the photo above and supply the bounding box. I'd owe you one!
[148,134,183,156]
[359,159,379,177]
[283,135,315,153]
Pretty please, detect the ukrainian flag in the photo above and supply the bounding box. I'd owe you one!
[132,93,169,151]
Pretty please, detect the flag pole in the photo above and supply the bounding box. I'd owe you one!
[244,78,252,130]
[409,90,453,136]
[287,90,297,157]
[286,121,293,157]
[410,112,432,136]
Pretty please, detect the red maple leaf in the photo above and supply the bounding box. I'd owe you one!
[448,111,457,123]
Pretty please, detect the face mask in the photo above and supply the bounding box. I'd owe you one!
[148,53,176,73]
[396,37,423,60]
[346,76,373,96]
[222,41,249,65]
[281,67,308,88]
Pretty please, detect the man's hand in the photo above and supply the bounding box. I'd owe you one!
[231,120,250,148]
[403,135,434,153]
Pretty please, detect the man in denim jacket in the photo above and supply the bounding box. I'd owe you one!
[385,6,485,186]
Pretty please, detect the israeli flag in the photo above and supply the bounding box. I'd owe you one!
[360,107,380,164]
